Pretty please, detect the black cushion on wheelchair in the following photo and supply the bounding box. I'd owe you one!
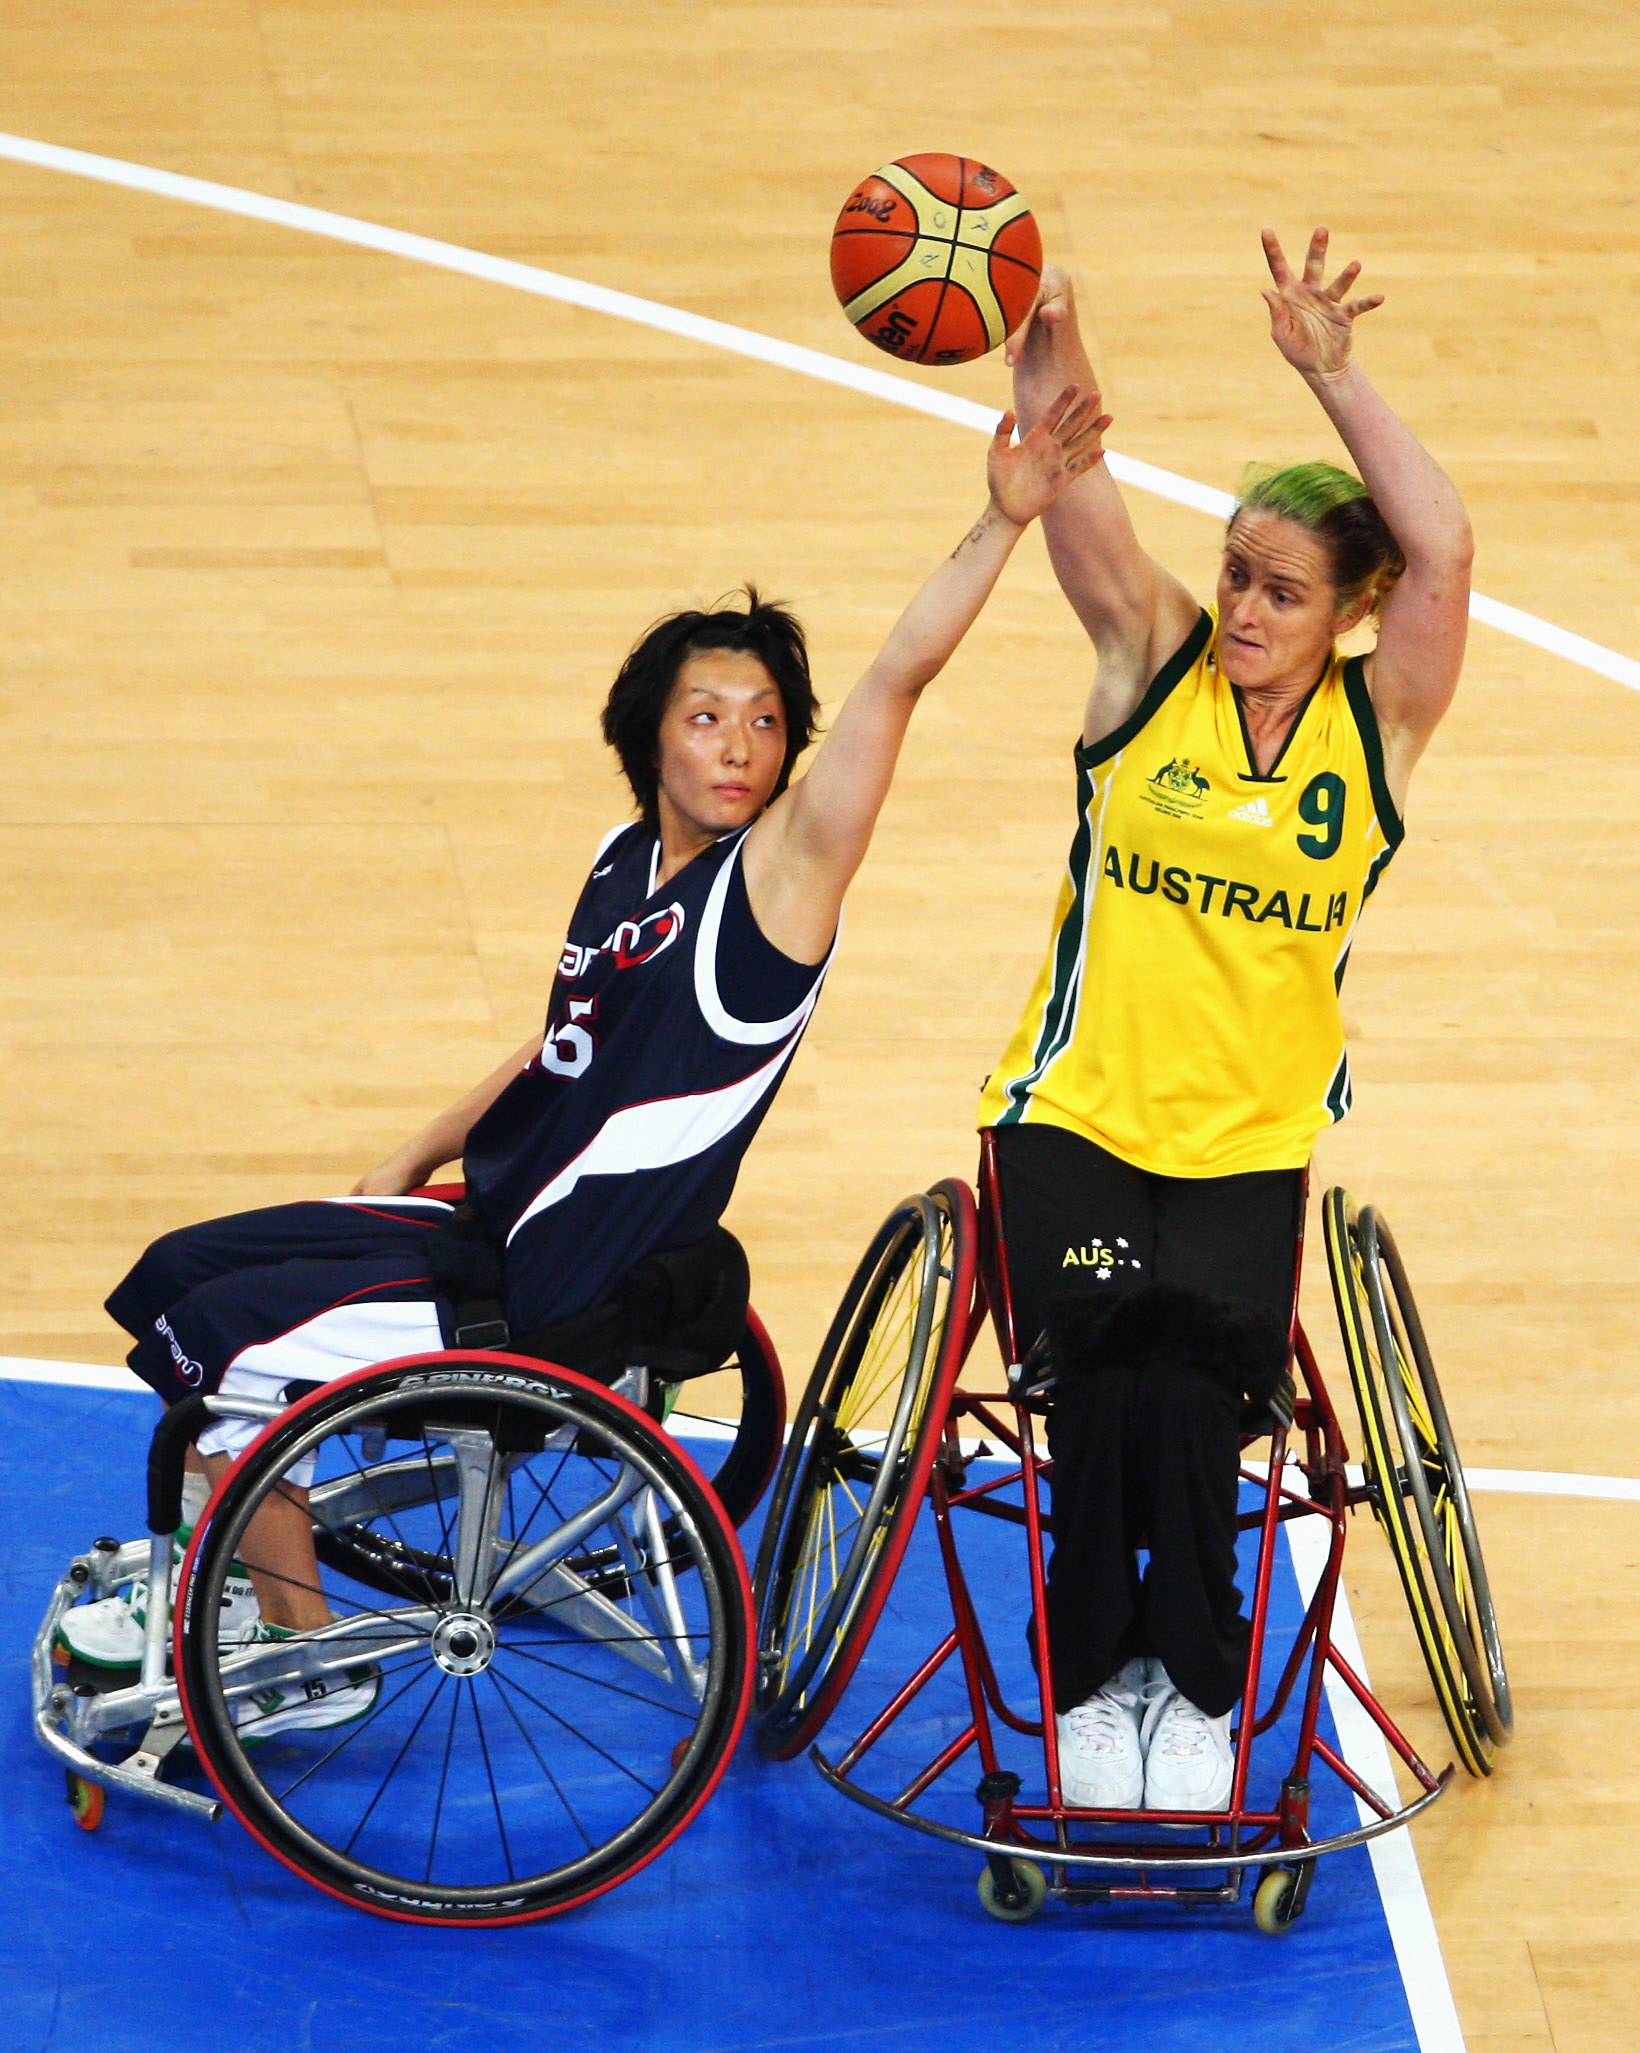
[509,1226,749,1387]
[618,1226,750,1381]
[419,1203,749,1387]
[508,1299,629,1384]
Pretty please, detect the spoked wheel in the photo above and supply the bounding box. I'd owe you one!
[312,1312,784,1602]
[1323,1187,1512,1777]
[752,1178,977,1760]
[176,1353,753,1925]
[652,1309,786,1531]
[399,1188,784,1532]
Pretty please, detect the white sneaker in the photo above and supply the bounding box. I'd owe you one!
[1055,1656,1152,1808]
[1141,1674,1234,1812]
[232,1623,381,1739]
[56,1532,261,1669]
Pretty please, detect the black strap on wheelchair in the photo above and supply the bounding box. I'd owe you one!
[422,1204,512,1349]
[147,1393,214,1535]
[422,1202,751,1385]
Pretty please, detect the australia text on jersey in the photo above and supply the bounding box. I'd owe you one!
[1100,841,1348,931]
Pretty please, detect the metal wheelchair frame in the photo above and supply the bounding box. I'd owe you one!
[786,1135,1477,1927]
[34,1350,759,1924]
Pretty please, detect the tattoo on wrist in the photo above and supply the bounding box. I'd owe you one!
[951,515,991,557]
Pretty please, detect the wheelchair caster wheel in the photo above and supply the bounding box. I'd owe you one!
[66,1772,105,1832]
[977,1857,1047,1923]
[1253,1861,1312,1934]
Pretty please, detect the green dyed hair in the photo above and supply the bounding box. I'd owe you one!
[1232,461,1405,616]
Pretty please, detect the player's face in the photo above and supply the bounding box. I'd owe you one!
[654,650,788,841]
[1216,512,1358,691]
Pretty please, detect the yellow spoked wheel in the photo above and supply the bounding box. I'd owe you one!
[753,1181,975,1759]
[1323,1187,1512,1776]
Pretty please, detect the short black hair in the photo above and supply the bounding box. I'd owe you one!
[601,587,820,826]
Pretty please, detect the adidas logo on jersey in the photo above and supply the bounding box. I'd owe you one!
[1227,796,1274,827]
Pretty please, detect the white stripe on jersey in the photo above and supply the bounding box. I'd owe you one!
[591,820,630,870]
[504,1028,802,1245]
[693,834,835,1046]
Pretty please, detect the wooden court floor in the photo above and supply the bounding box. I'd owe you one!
[1,3,1637,2045]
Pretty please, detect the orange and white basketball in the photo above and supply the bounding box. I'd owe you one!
[829,152,1043,366]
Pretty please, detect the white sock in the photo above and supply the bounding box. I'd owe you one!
[180,1470,211,1526]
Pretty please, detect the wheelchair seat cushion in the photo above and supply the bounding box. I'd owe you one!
[510,1226,750,1387]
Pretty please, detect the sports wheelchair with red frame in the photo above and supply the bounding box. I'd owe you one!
[34,1185,786,1926]
[752,1134,1511,1931]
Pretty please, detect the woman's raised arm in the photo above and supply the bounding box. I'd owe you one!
[741,387,1106,964]
[1007,266,1201,746]
[1263,227,1474,793]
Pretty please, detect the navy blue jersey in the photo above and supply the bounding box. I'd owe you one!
[464,822,832,1331]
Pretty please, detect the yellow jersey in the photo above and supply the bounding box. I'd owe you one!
[979,609,1403,1176]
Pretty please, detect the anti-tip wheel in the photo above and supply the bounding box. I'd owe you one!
[1253,1865,1305,1935]
[977,1857,1047,1923]
[66,1771,105,1832]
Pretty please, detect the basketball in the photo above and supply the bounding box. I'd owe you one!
[829,153,1043,366]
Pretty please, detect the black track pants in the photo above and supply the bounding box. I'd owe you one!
[989,1121,1303,1718]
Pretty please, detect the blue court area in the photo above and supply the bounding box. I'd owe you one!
[6,1376,1420,2053]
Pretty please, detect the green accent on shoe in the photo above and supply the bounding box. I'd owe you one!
[55,1528,258,1669]
[233,1620,381,1742]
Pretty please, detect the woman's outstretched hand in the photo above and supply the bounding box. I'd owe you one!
[1261,227,1383,383]
[987,383,1112,526]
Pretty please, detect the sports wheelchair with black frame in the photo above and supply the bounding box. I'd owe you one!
[751,1135,1511,1931]
[34,1190,786,1927]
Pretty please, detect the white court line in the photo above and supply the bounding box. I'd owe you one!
[1,129,1638,698]
[7,1350,1639,1497]
[1465,1464,1640,1503]
[2,1355,138,1393]
[1285,1516,1465,2053]
[1251,1452,1640,1506]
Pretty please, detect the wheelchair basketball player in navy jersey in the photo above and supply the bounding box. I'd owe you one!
[61,386,1107,1730]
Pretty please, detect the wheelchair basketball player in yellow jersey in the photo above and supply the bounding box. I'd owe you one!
[980,229,1473,1812]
